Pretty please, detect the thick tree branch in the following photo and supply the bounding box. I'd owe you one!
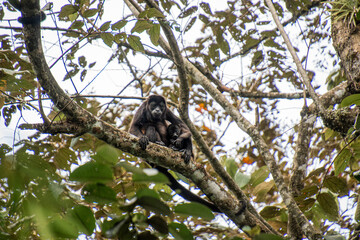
[288,107,316,239]
[20,0,267,233]
[332,21,360,83]
[124,1,320,238]
[126,0,279,233]
[185,60,321,240]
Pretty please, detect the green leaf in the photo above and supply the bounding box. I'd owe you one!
[253,181,274,202]
[100,21,111,31]
[82,183,117,204]
[225,157,238,178]
[324,234,346,240]
[324,128,337,140]
[49,217,79,238]
[168,222,193,240]
[136,196,171,215]
[353,170,360,182]
[147,216,168,234]
[355,114,360,130]
[149,24,160,46]
[174,202,214,220]
[111,20,127,30]
[127,35,145,53]
[92,144,119,164]
[249,166,270,187]
[185,17,197,32]
[219,39,230,55]
[133,169,169,183]
[70,20,84,30]
[179,6,198,18]
[147,8,166,18]
[59,4,78,18]
[334,149,351,175]
[300,185,319,198]
[234,171,251,188]
[114,32,127,44]
[116,162,145,175]
[103,217,131,238]
[324,176,348,196]
[260,206,282,219]
[132,20,153,34]
[340,94,360,108]
[70,206,95,235]
[69,162,113,183]
[355,195,360,221]
[83,8,98,18]
[68,13,78,22]
[136,188,160,199]
[200,2,212,15]
[317,192,339,221]
[100,32,114,48]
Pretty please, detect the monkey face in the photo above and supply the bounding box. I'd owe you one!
[149,101,165,120]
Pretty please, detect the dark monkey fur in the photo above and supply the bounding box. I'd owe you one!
[129,95,222,212]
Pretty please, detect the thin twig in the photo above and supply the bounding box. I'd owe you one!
[265,0,326,116]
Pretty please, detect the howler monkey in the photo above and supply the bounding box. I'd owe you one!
[167,124,193,164]
[129,95,222,212]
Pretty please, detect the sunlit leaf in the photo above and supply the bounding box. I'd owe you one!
[234,171,251,188]
[59,4,78,18]
[340,94,360,108]
[225,157,238,178]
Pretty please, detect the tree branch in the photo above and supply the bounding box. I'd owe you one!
[183,32,322,240]
[20,0,266,233]
[265,0,326,118]
[126,0,279,233]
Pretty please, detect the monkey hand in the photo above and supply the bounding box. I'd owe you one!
[173,138,183,149]
[171,145,180,151]
[180,149,192,164]
[155,141,166,146]
[139,136,149,150]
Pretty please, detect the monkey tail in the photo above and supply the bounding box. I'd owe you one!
[155,166,221,212]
